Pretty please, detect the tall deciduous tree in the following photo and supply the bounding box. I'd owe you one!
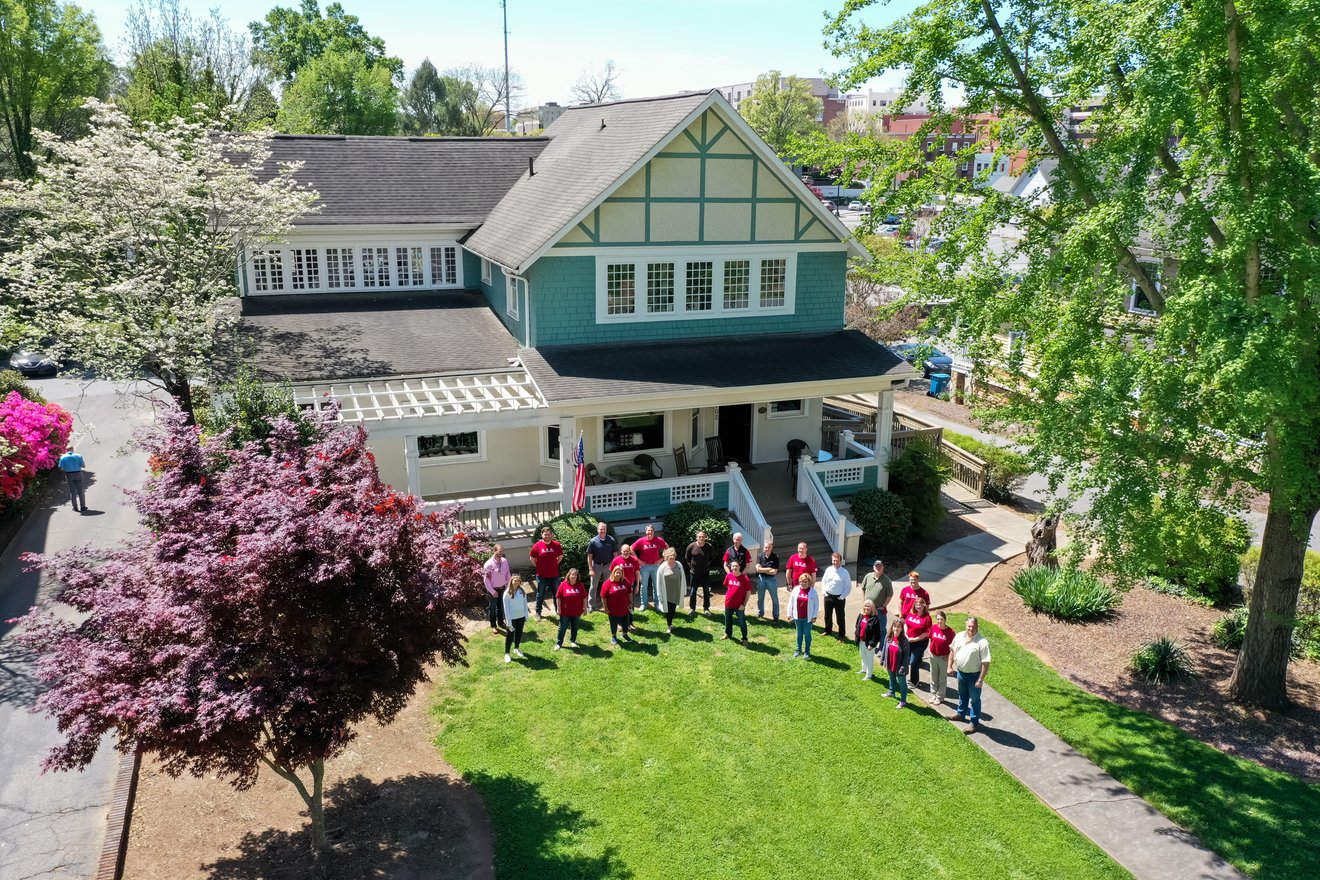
[444,63,524,136]
[399,58,464,135]
[277,46,397,134]
[739,71,823,156]
[0,101,317,419]
[825,0,1320,708]
[0,0,111,179]
[570,60,622,105]
[14,406,487,858]
[250,0,401,85]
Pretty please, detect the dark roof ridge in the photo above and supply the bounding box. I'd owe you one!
[564,89,717,110]
[269,133,551,143]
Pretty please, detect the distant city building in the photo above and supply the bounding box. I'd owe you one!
[717,76,845,128]
[845,89,931,131]
[514,102,566,135]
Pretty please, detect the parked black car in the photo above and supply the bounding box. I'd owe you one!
[889,342,953,379]
[7,350,58,377]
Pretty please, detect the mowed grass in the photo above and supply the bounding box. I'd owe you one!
[432,611,1130,880]
[970,617,1320,879]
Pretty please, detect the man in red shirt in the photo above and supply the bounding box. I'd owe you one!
[899,571,931,617]
[632,524,669,613]
[721,561,754,643]
[784,542,818,593]
[529,526,564,621]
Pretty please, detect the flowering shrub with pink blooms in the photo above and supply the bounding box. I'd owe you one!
[0,391,74,505]
[14,404,487,857]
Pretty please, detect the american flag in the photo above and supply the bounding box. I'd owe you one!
[571,432,587,512]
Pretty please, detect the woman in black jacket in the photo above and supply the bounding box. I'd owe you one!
[882,618,911,708]
[854,599,883,681]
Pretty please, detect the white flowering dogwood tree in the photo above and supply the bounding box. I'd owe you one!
[0,100,318,419]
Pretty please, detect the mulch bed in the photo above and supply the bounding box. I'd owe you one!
[961,556,1320,781]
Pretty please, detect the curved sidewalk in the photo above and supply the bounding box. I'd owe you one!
[923,502,1033,610]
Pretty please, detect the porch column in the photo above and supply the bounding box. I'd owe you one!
[840,429,855,458]
[559,416,577,513]
[875,387,895,489]
[403,435,422,499]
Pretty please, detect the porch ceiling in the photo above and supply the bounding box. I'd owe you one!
[293,370,547,424]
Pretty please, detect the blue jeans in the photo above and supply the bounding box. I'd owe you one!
[794,617,813,654]
[957,670,983,723]
[535,576,557,616]
[637,563,660,608]
[887,667,909,702]
[724,607,747,639]
[556,615,580,645]
[756,575,779,618]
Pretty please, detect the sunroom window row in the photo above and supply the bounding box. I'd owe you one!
[249,244,461,293]
[602,256,792,319]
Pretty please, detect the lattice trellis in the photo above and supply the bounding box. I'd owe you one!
[588,489,637,512]
[821,465,865,487]
[670,481,714,503]
[293,370,547,424]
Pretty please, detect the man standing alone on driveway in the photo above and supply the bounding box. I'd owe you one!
[58,446,86,513]
[951,616,992,733]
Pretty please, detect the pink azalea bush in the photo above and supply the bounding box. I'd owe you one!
[0,391,73,503]
[14,405,487,855]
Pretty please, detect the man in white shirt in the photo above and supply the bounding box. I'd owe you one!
[950,616,992,733]
[819,552,852,640]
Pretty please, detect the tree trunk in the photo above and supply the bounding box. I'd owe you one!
[1026,514,1060,568]
[159,375,197,424]
[1226,503,1317,708]
[307,758,327,857]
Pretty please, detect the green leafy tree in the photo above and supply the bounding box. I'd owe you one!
[738,71,823,156]
[825,0,1320,708]
[250,0,401,85]
[399,59,464,135]
[0,0,111,179]
[277,46,397,134]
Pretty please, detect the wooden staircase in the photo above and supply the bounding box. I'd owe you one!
[740,462,835,558]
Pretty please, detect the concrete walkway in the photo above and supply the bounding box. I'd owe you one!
[921,501,1033,609]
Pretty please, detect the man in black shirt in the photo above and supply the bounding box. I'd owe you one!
[754,539,781,622]
[586,521,618,612]
[685,530,716,612]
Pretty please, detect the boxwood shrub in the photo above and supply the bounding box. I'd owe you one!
[848,487,912,556]
[887,437,948,538]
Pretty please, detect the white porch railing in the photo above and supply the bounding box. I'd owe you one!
[796,455,863,563]
[583,470,730,514]
[424,488,561,539]
[726,462,773,547]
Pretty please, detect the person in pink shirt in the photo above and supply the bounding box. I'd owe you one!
[481,544,511,632]
[784,542,818,593]
[927,610,956,704]
[721,561,753,642]
[904,597,933,691]
[899,571,931,617]
[528,527,564,621]
[554,568,588,650]
[632,524,669,612]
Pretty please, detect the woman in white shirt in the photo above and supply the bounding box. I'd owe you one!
[502,575,530,663]
[786,573,820,659]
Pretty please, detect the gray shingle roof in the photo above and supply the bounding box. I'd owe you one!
[520,330,909,403]
[234,290,521,382]
[259,135,549,226]
[464,91,714,273]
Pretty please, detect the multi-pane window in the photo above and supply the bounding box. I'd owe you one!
[759,258,787,308]
[361,247,390,287]
[418,431,482,460]
[430,246,458,286]
[481,258,492,283]
[646,262,675,313]
[603,413,665,455]
[606,263,636,315]
[395,246,424,286]
[506,276,519,319]
[251,250,284,292]
[724,260,751,309]
[325,247,355,288]
[686,261,713,311]
[290,249,319,289]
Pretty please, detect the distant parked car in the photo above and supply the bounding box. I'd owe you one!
[8,350,58,377]
[821,199,839,215]
[881,214,901,225]
[879,223,901,236]
[847,200,864,211]
[890,342,953,379]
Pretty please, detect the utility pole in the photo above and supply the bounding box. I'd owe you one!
[501,0,512,135]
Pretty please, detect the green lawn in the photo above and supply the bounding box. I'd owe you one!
[432,611,1130,880]
[968,617,1320,879]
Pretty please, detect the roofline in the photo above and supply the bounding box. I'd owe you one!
[559,90,717,111]
[269,133,551,143]
[507,91,866,272]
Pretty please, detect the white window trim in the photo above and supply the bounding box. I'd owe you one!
[593,247,798,324]
[245,238,465,296]
[506,275,521,319]
[767,399,806,419]
[541,425,561,466]
[599,412,669,462]
[417,430,487,466]
[1127,264,1162,316]
[481,258,492,284]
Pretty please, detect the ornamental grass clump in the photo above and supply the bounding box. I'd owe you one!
[1011,565,1121,620]
[1130,637,1196,683]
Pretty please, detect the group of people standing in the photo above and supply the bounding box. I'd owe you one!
[481,522,994,732]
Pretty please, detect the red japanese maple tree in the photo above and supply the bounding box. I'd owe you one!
[14,406,486,856]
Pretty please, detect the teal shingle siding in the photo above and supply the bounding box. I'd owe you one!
[587,481,730,522]
[477,260,527,343]
[529,251,845,347]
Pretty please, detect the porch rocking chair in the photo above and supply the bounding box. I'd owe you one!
[672,445,692,477]
[586,462,611,486]
[704,436,728,473]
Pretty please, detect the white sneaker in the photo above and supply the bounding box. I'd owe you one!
[514,649,525,659]
[569,641,579,648]
[504,654,511,664]
[553,643,561,651]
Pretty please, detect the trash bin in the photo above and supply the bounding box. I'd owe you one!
[928,373,951,397]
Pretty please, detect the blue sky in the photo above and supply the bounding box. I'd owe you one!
[84,0,920,106]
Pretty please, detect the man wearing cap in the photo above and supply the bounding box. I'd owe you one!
[861,559,893,619]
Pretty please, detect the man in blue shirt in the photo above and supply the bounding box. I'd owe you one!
[57,447,86,512]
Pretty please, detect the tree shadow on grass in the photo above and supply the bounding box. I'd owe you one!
[1039,680,1320,879]
[464,771,635,880]
[202,773,491,880]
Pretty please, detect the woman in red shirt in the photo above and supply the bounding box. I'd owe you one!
[721,561,753,642]
[904,597,933,691]
[899,571,931,617]
[602,566,635,646]
[882,618,910,708]
[926,609,956,705]
[554,568,588,650]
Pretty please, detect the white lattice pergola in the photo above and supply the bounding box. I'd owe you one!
[293,370,547,424]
